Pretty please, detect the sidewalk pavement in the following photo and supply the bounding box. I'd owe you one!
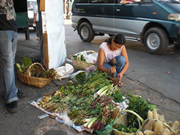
[0,21,179,135]
[0,28,95,135]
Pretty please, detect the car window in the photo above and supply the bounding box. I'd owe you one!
[76,0,89,3]
[90,0,114,3]
[27,1,36,10]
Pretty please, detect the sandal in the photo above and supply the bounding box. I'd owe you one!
[118,82,124,87]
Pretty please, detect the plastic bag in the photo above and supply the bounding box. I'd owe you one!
[95,124,113,135]
[71,51,87,61]
[55,63,74,80]
[70,70,88,82]
[85,65,96,73]
[85,52,98,63]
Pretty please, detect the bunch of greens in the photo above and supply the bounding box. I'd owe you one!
[71,53,86,61]
[75,71,86,82]
[115,124,137,133]
[29,64,43,77]
[43,68,56,79]
[106,87,124,103]
[126,94,157,128]
[29,64,56,79]
[16,56,32,73]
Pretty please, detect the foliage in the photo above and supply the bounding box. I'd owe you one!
[126,93,157,128]
[115,124,137,133]
[16,56,32,73]
[42,68,56,79]
[29,64,43,77]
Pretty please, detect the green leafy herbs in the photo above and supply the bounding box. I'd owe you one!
[126,94,157,128]
[75,71,86,82]
[115,124,137,133]
[21,56,32,68]
[16,56,32,73]
[29,64,43,77]
[106,89,124,103]
[42,68,56,79]
[30,65,56,79]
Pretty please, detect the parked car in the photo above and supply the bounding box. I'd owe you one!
[27,0,37,29]
[71,0,180,54]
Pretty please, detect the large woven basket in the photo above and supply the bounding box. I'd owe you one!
[18,63,52,88]
[71,50,97,70]
[113,110,144,135]
[137,119,177,135]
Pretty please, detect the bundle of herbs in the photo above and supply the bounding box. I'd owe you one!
[28,64,56,79]
[126,93,157,129]
[83,95,117,131]
[16,56,32,73]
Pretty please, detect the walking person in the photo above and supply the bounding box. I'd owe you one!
[97,34,129,86]
[0,0,26,113]
[33,2,40,40]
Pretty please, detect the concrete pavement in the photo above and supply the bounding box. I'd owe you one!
[0,21,179,135]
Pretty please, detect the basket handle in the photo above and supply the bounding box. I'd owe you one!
[25,62,45,77]
[117,110,144,128]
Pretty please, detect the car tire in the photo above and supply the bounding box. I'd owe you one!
[78,22,95,42]
[144,27,168,54]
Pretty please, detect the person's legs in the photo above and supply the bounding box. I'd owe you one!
[35,21,40,40]
[0,31,18,104]
[115,55,125,73]
[115,55,125,86]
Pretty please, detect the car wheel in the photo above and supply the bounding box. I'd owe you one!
[78,22,95,42]
[144,27,168,54]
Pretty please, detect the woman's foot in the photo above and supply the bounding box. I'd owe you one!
[118,82,124,87]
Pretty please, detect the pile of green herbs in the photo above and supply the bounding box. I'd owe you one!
[38,70,124,131]
[37,70,156,132]
[125,93,157,129]
[16,56,32,73]
[16,56,56,79]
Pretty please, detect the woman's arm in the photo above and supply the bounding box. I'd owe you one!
[98,48,107,72]
[120,0,133,4]
[98,48,116,73]
[117,46,129,81]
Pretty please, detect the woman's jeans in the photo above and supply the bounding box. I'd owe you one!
[0,30,18,103]
[98,55,126,76]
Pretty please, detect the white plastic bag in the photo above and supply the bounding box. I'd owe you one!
[85,52,98,63]
[55,63,74,80]
[70,70,88,82]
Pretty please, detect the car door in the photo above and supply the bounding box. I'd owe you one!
[113,0,154,38]
[87,0,116,34]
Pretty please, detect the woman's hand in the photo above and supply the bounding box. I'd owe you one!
[117,73,123,83]
[110,66,116,74]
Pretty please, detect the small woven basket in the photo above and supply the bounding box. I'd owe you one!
[71,50,97,70]
[113,110,144,135]
[18,63,52,88]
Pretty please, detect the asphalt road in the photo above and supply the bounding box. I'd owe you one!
[64,21,180,104]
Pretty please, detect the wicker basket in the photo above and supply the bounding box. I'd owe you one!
[71,50,97,70]
[113,110,144,135]
[18,63,52,88]
[137,119,177,135]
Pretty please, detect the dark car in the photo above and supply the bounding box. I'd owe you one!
[71,0,180,54]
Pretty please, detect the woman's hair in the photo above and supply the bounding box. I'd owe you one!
[105,33,126,45]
